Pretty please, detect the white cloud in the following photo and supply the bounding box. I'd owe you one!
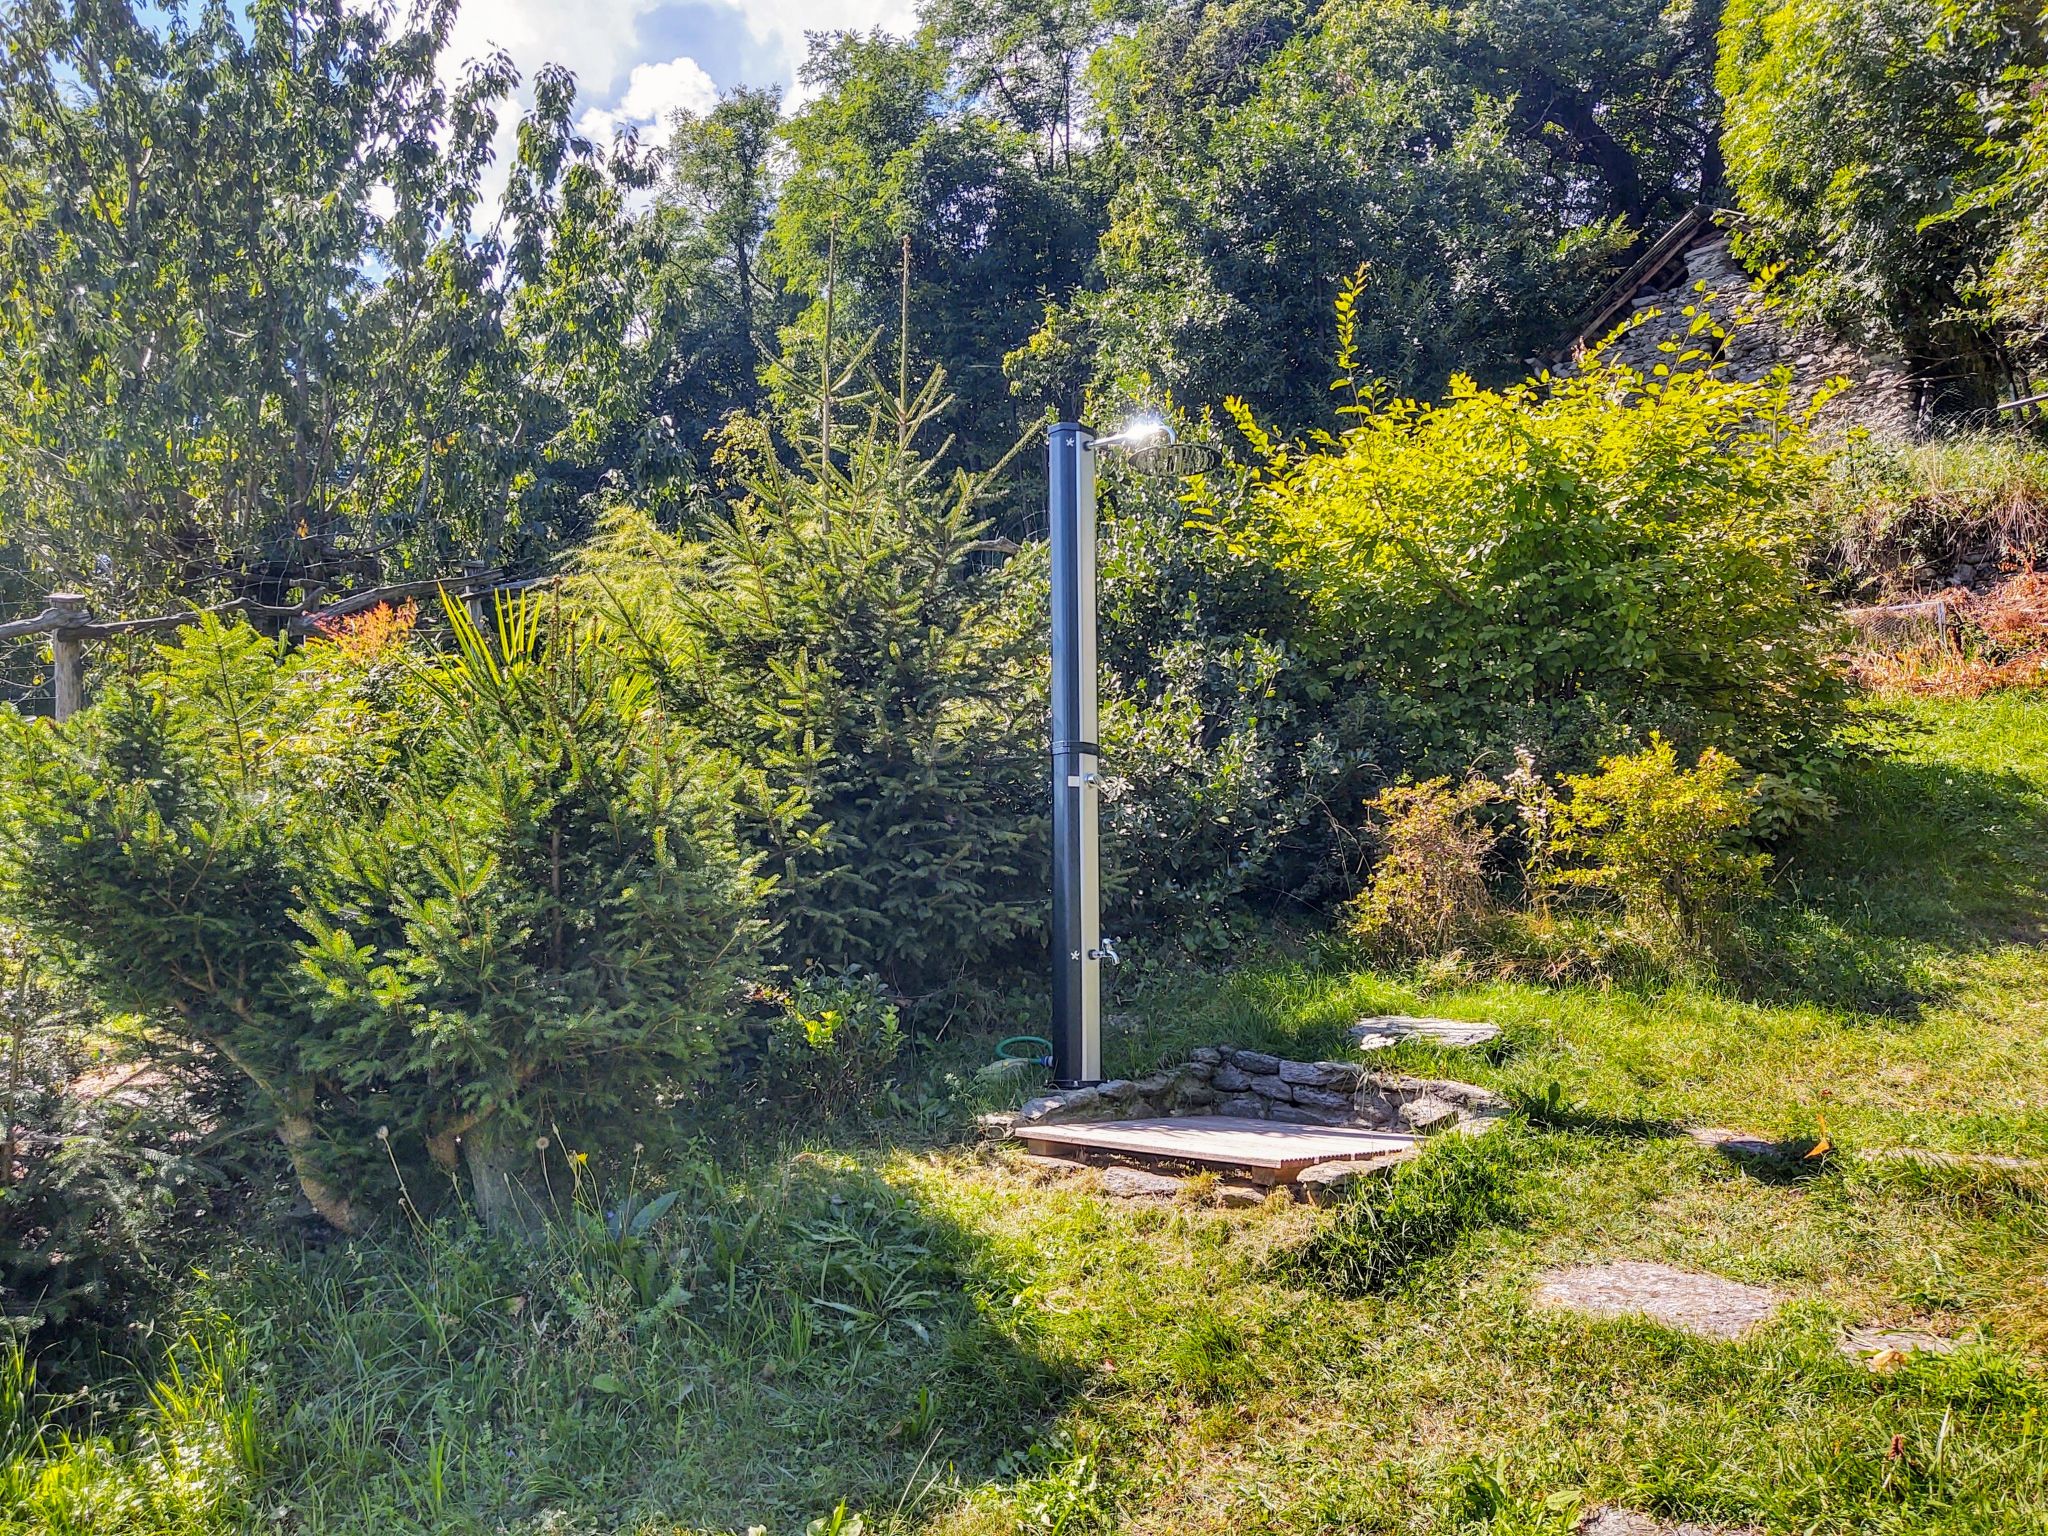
[447,0,918,114]
[733,0,921,66]
[577,54,719,143]
[433,0,918,218]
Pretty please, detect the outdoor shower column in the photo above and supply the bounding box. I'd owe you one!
[1048,422,1104,1087]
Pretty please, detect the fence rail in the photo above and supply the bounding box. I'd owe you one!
[1,571,557,720]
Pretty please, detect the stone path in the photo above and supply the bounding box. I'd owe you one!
[1691,1126,2044,1179]
[1351,1015,1502,1051]
[1685,1126,1795,1161]
[1532,1261,1782,1341]
[1861,1146,2043,1174]
[1580,1509,1761,1536]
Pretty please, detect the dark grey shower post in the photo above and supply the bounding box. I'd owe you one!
[1048,422,1108,1087]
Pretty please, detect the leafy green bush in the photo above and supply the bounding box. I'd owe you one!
[1095,487,1388,946]
[572,406,1046,1000]
[1345,776,1502,962]
[1214,356,1847,776]
[1548,734,1771,952]
[0,940,228,1384]
[0,607,767,1233]
[763,971,906,1116]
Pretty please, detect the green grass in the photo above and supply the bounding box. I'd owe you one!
[7,691,2048,1534]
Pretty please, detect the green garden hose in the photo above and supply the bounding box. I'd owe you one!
[995,1034,1054,1069]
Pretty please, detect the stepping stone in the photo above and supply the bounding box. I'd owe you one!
[1533,1261,1782,1341]
[1840,1325,1958,1360]
[1862,1146,2041,1174]
[1215,1180,1271,1208]
[1686,1127,1801,1162]
[1097,1165,1186,1199]
[1580,1510,1761,1536]
[1296,1148,1418,1203]
[1351,1016,1502,1051]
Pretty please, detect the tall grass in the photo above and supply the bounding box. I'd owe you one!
[0,1324,261,1536]
[1821,431,2048,595]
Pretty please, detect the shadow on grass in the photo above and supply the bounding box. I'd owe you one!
[230,1154,1086,1534]
[1700,1133,1837,1185]
[1513,1091,1684,1143]
[1730,753,2048,1017]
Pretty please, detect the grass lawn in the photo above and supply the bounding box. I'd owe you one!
[6,691,2047,1535]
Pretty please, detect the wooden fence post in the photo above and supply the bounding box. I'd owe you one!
[460,559,492,637]
[47,592,91,722]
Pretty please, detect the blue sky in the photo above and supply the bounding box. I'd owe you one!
[446,0,919,142]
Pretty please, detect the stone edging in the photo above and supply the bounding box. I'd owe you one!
[1009,1045,1509,1138]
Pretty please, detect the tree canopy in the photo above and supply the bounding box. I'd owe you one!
[0,0,2042,615]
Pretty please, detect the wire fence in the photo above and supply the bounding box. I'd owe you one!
[0,569,557,721]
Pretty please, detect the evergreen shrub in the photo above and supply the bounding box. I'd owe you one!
[0,606,767,1233]
[571,408,1047,1001]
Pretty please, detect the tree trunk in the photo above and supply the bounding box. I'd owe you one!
[278,1113,364,1233]
[461,1121,543,1237]
[205,1023,364,1234]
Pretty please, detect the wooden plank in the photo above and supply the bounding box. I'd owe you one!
[1562,205,1717,356]
[1017,1116,1416,1176]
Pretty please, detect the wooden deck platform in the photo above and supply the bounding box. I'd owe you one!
[1018,1116,1417,1184]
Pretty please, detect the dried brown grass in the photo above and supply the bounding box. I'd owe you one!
[1845,571,2048,695]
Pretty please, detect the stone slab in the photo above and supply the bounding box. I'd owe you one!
[1215,1180,1270,1207]
[1398,1096,1460,1135]
[1351,1016,1503,1051]
[1862,1146,2042,1174]
[1021,1153,1091,1175]
[1097,1165,1185,1199]
[1686,1127,1792,1160]
[1296,1149,1419,1203]
[1840,1326,1958,1359]
[1533,1261,1782,1341]
[1580,1510,1761,1536]
[1019,1115,1417,1178]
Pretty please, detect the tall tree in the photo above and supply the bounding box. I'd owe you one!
[0,0,674,614]
[1041,0,1714,435]
[765,28,1095,490]
[650,86,786,460]
[1718,0,2047,407]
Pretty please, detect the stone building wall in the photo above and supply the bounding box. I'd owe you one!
[1589,237,1923,441]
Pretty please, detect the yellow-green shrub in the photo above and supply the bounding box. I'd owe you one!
[1346,776,1501,961]
[1213,355,1846,775]
[1548,734,1770,949]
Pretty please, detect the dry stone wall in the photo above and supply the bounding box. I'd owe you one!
[1011,1045,1508,1137]
[1591,238,1922,442]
